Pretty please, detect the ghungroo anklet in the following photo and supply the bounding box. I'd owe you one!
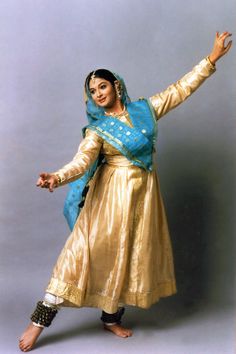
[30,301,58,327]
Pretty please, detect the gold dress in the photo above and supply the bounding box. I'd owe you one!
[46,58,216,314]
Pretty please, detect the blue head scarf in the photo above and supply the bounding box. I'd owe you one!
[63,70,131,230]
[84,70,131,123]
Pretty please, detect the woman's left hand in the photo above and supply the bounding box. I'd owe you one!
[209,31,232,64]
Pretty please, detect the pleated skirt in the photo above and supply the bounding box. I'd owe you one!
[46,156,176,313]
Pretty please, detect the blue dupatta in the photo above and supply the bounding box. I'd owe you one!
[63,73,157,230]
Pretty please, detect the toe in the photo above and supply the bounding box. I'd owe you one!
[20,343,28,352]
[125,330,132,337]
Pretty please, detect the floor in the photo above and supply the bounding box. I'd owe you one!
[1,296,235,354]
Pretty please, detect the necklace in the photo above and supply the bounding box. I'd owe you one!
[105,106,133,127]
[105,105,126,117]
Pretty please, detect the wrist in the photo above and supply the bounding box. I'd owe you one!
[54,173,62,186]
[208,53,218,65]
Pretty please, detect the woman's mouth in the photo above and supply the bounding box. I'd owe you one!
[98,97,106,104]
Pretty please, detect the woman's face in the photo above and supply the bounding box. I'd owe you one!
[89,78,117,109]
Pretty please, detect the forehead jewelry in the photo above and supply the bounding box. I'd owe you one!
[91,71,96,83]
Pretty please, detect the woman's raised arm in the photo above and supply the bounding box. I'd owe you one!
[149,31,232,120]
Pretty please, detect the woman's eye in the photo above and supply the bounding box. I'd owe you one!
[100,84,107,89]
[90,90,95,95]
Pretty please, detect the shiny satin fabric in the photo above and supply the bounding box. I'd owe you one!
[48,152,176,313]
[149,57,216,118]
[47,57,215,313]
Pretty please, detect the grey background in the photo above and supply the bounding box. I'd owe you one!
[0,0,235,353]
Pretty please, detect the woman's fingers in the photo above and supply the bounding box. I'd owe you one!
[224,40,233,54]
[222,33,232,42]
[39,172,48,179]
[221,33,232,54]
[36,177,42,186]
[36,173,58,192]
[48,179,56,192]
[43,175,57,192]
[223,33,232,45]
[215,32,233,56]
[36,177,47,187]
[218,31,230,38]
[36,172,51,188]
[218,32,232,44]
[37,173,46,186]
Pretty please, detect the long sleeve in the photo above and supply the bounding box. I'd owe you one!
[149,57,216,120]
[53,129,103,185]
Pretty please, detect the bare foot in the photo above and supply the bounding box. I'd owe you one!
[104,323,133,338]
[19,323,43,352]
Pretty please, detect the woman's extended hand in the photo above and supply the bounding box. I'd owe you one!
[209,31,232,64]
[36,173,59,192]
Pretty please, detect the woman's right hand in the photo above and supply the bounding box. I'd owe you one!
[36,173,59,192]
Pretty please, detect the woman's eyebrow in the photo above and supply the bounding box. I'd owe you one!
[89,81,107,91]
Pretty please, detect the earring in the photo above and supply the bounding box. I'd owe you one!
[115,84,122,99]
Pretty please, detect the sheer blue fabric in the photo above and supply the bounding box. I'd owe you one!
[85,73,131,124]
[63,73,157,230]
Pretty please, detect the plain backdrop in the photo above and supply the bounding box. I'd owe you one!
[0,1,235,353]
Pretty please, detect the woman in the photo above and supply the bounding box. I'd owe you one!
[19,32,232,352]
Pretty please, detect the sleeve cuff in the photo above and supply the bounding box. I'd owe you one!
[206,56,216,71]
[52,171,66,185]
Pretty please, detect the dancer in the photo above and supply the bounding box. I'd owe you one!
[19,32,232,352]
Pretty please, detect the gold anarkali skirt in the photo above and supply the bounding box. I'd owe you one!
[46,141,176,314]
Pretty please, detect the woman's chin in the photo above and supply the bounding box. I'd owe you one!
[97,101,108,108]
[99,103,114,110]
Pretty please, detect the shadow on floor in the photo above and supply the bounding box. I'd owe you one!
[36,322,101,349]
[35,297,211,350]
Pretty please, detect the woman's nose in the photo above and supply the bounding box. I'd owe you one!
[96,89,102,98]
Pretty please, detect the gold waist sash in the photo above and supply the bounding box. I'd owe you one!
[105,155,133,167]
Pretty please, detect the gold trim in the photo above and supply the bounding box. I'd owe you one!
[46,277,176,313]
[206,56,216,71]
[90,125,148,170]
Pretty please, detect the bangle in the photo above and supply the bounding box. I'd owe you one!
[55,173,62,185]
[206,56,216,69]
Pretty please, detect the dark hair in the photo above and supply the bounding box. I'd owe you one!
[85,69,117,89]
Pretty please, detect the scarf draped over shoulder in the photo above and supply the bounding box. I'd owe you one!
[64,72,157,230]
